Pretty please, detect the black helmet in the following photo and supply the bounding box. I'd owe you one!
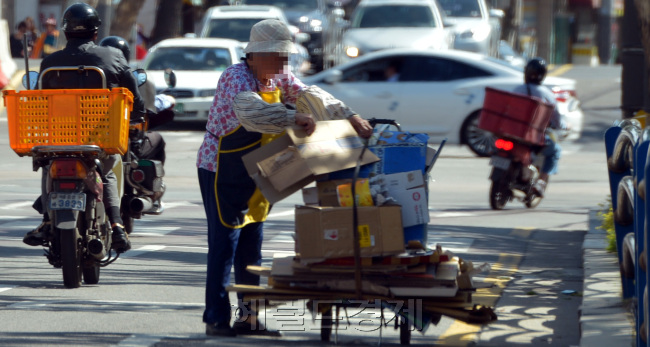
[524,57,547,85]
[61,3,101,36]
[99,36,131,62]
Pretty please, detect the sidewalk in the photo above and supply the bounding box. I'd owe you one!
[580,210,634,346]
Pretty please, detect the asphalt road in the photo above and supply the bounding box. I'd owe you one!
[0,64,620,346]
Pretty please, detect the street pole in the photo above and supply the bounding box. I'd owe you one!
[620,0,645,118]
[598,0,613,64]
[96,0,111,41]
[536,0,553,62]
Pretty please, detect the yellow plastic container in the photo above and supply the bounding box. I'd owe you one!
[336,179,374,207]
[3,87,133,156]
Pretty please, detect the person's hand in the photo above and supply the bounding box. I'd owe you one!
[348,115,373,138]
[295,112,316,135]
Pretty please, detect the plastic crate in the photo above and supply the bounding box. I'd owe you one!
[3,87,133,156]
[478,87,553,146]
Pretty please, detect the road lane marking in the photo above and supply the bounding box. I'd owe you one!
[437,252,523,346]
[548,64,572,77]
[436,227,531,346]
[0,286,16,293]
[0,201,34,209]
[268,210,296,218]
[120,245,167,258]
[8,299,203,310]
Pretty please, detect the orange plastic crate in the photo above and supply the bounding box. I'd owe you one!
[3,87,133,156]
[478,87,553,146]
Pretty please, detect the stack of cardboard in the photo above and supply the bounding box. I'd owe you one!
[235,121,496,327]
[240,120,472,299]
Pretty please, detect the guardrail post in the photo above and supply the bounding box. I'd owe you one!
[636,137,648,346]
[605,121,638,298]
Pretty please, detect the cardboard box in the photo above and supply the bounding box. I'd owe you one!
[242,120,379,204]
[385,171,430,227]
[294,205,404,260]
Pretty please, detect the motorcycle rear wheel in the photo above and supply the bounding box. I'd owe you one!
[489,180,510,210]
[60,224,82,288]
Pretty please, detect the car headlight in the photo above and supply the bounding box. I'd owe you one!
[198,89,216,98]
[345,46,360,58]
[299,16,323,32]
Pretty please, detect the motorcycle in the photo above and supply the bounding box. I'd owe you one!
[12,66,132,288]
[488,136,545,210]
[479,87,555,210]
[120,69,176,234]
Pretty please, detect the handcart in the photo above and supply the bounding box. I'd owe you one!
[228,119,497,345]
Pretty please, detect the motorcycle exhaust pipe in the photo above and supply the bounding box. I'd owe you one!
[130,197,153,213]
[88,238,106,260]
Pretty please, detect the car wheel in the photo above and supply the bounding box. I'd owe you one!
[462,111,496,157]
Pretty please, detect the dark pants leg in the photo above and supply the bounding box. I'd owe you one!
[198,168,263,325]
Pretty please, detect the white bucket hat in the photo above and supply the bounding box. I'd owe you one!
[244,19,298,54]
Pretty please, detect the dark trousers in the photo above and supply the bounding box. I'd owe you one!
[198,168,263,325]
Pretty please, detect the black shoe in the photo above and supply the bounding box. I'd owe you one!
[206,322,237,337]
[233,320,281,337]
[23,221,51,246]
[111,224,131,253]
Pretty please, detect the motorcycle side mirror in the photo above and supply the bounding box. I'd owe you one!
[22,71,39,90]
[164,69,177,89]
[132,69,147,87]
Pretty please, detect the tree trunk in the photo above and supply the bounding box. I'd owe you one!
[110,0,147,39]
[150,0,183,46]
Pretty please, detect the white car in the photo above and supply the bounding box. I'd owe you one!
[301,48,584,156]
[198,5,310,75]
[140,38,244,121]
[438,0,500,57]
[341,0,453,62]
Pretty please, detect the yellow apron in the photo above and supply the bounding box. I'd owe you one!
[214,87,284,228]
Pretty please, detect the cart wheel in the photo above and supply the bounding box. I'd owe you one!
[400,316,411,345]
[321,308,333,342]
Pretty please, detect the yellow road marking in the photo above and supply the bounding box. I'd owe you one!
[436,228,532,346]
[547,64,573,77]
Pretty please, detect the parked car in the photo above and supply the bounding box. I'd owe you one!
[340,0,452,63]
[198,5,310,75]
[438,0,501,57]
[140,38,244,121]
[241,0,343,72]
[301,48,584,156]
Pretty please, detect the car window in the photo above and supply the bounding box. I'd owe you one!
[146,47,232,71]
[206,18,269,41]
[438,0,482,18]
[399,56,492,81]
[352,5,437,28]
[340,57,394,82]
[244,0,319,11]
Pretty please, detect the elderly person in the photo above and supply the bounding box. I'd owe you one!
[197,19,372,337]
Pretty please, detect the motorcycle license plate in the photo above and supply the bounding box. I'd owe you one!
[49,193,86,211]
[489,156,511,170]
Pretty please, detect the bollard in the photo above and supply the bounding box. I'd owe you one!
[635,135,648,345]
[605,119,642,299]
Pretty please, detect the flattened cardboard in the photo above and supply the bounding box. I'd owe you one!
[242,120,379,204]
[294,205,404,261]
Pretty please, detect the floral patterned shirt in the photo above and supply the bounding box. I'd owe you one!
[196,62,307,172]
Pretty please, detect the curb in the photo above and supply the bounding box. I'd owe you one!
[579,210,634,347]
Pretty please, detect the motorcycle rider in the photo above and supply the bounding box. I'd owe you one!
[512,57,566,197]
[22,3,146,253]
[98,35,170,165]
